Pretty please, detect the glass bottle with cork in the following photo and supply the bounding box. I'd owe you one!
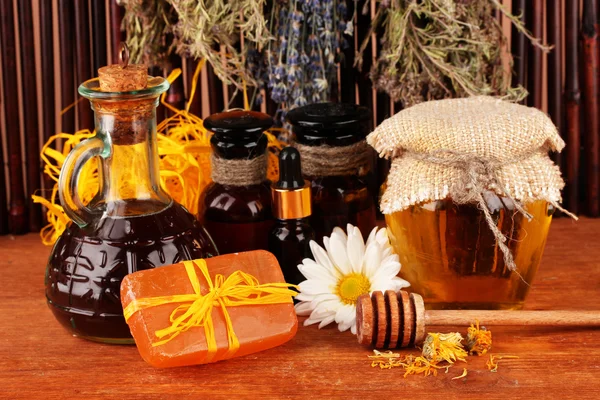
[198,110,274,254]
[286,103,376,242]
[45,50,217,343]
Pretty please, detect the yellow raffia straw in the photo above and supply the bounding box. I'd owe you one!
[123,259,297,363]
[33,61,286,245]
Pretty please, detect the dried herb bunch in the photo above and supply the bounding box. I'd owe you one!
[120,0,272,88]
[263,0,352,110]
[119,0,176,67]
[359,0,548,107]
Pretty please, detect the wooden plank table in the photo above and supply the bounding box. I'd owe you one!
[0,218,599,399]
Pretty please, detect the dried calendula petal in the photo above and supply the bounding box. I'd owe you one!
[452,368,468,380]
[486,354,519,372]
[422,332,468,364]
[466,320,493,356]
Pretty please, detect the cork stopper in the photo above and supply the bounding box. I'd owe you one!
[91,44,155,145]
[97,45,147,92]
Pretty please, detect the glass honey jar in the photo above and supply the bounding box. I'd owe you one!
[385,196,554,310]
[368,96,573,310]
[286,103,376,241]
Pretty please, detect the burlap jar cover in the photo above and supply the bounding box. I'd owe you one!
[367,96,576,271]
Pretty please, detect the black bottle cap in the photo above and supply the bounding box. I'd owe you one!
[205,110,273,159]
[204,110,273,139]
[286,102,371,146]
[276,147,305,189]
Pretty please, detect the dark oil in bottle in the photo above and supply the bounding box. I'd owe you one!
[268,218,314,285]
[310,175,376,242]
[200,182,273,254]
[45,201,217,343]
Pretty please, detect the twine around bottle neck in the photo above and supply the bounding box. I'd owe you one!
[293,140,371,177]
[210,153,267,186]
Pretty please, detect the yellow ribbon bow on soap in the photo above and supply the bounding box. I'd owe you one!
[123,259,297,363]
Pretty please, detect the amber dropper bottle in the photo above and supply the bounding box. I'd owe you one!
[268,147,315,285]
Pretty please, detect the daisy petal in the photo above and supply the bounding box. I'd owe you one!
[366,227,378,247]
[304,316,322,326]
[363,242,382,278]
[332,226,347,241]
[310,241,335,270]
[310,293,339,310]
[312,299,340,317]
[370,279,396,292]
[298,263,338,282]
[334,303,353,323]
[350,323,357,335]
[318,314,336,329]
[298,279,332,295]
[392,277,411,290]
[347,226,365,273]
[375,228,389,247]
[329,236,352,275]
[371,261,401,281]
[295,292,315,302]
[294,301,313,316]
[323,236,331,255]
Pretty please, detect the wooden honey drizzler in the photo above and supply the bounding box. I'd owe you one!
[356,291,600,349]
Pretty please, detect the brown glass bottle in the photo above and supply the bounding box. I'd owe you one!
[268,147,314,285]
[199,110,274,254]
[45,71,217,343]
[286,103,376,242]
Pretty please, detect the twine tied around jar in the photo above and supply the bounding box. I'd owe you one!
[293,140,371,177]
[406,149,577,272]
[210,154,267,186]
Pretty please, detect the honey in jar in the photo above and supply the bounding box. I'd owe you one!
[368,97,573,309]
[386,196,554,309]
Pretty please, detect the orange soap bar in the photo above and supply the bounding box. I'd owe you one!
[120,250,298,368]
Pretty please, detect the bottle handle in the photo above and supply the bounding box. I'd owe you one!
[58,137,106,227]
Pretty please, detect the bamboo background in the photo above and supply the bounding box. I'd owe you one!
[0,0,598,237]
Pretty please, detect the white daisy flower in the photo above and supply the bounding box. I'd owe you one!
[294,224,410,335]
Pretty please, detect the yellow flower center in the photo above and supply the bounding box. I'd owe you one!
[336,273,371,305]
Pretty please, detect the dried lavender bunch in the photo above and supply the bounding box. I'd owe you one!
[120,0,272,88]
[264,0,352,112]
[357,0,549,107]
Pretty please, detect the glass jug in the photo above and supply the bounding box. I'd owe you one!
[45,72,217,344]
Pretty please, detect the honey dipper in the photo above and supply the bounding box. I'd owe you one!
[356,291,600,349]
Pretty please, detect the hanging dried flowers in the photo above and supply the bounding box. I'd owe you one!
[263,0,352,111]
[119,0,176,67]
[357,0,549,107]
[120,0,272,88]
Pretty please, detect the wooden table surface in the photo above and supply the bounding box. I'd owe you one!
[1,218,599,400]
